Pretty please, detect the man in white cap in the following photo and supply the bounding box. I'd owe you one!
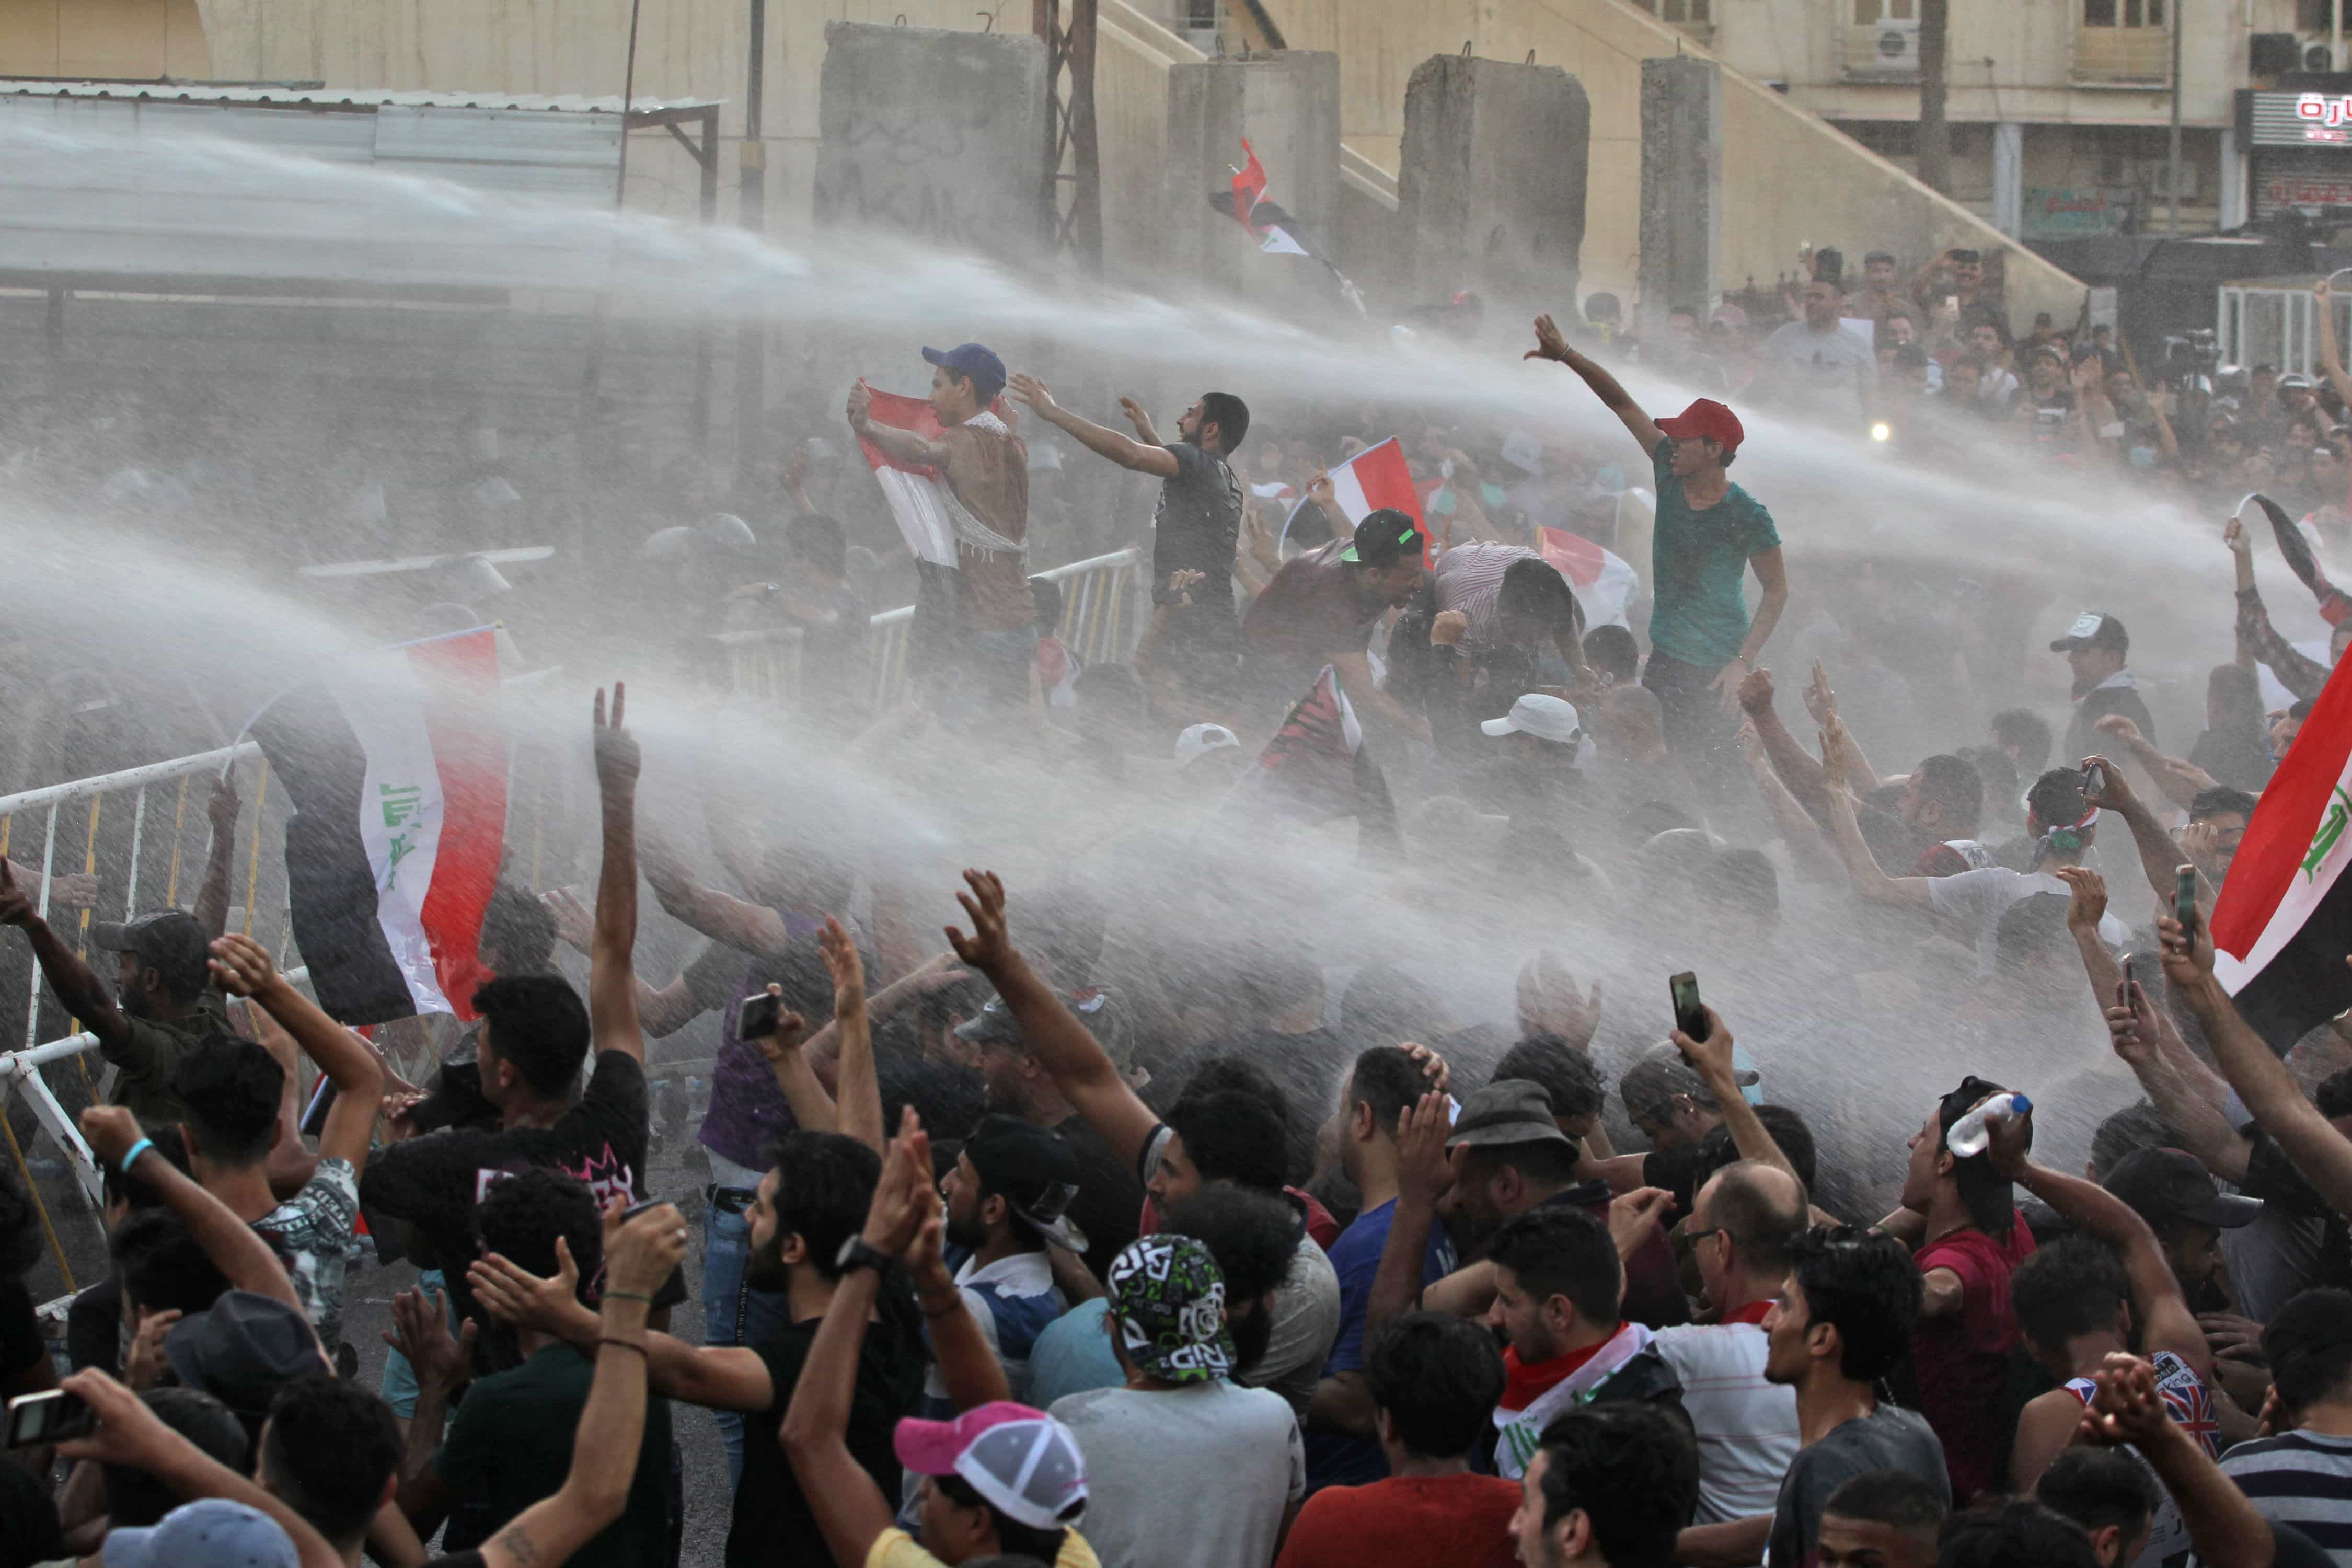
[1482,693,1587,753]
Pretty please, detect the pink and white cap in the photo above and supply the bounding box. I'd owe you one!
[893,1401,1088,1530]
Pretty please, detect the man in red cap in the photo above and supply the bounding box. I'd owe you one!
[1527,315,1788,784]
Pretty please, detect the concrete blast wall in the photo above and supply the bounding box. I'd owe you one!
[1163,52,1342,306]
[1398,55,1588,308]
[1639,56,1720,331]
[814,22,1050,263]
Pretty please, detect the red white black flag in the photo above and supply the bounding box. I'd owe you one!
[248,627,507,1025]
[2212,650,2352,1048]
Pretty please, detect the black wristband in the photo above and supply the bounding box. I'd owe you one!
[835,1236,895,1277]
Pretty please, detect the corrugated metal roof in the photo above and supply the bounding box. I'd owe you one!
[0,82,718,115]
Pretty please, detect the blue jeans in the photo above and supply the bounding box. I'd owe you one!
[704,1196,791,1491]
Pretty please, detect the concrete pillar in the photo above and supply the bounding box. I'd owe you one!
[1992,122,2024,238]
[813,22,1050,266]
[2219,126,2248,230]
[1398,55,1589,309]
[1164,52,1342,306]
[1638,56,1719,337]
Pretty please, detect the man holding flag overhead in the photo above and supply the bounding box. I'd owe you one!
[1527,313,1789,783]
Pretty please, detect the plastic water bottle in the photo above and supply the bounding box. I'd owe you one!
[1945,1092,2031,1158]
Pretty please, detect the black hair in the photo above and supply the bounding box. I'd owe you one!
[260,1377,403,1548]
[1028,574,1065,639]
[1165,1090,1288,1194]
[2189,785,2261,822]
[1494,1037,1603,1123]
[1697,1104,1818,1193]
[103,1124,189,1214]
[1991,709,2055,775]
[479,883,558,975]
[1915,754,1985,836]
[1496,557,1585,640]
[1159,1184,1298,1305]
[2291,694,2318,721]
[1824,1467,1947,1537]
[0,1160,42,1277]
[1172,1057,1293,1143]
[2025,768,2091,836]
[1583,625,1640,683]
[1532,1403,1699,1565]
[1939,1076,2024,1238]
[112,1209,228,1317]
[2265,1288,2352,1413]
[1935,1498,2101,1568]
[1788,1226,1922,1382]
[1200,391,1250,455]
[2034,1448,2157,1544]
[1347,1045,1431,1137]
[1699,848,1780,918]
[169,1035,285,1165]
[1996,893,2074,972]
[937,1473,1067,1561]
[1460,1137,1585,1190]
[106,1387,250,1528]
[476,1167,604,1301]
[1698,1160,1808,1276]
[770,1130,884,1282]
[787,512,850,579]
[2090,1102,2184,1183]
[2010,1235,2131,1354]
[1488,1205,1623,1327]
[1894,342,1929,372]
[1365,1311,1505,1460]
[471,973,591,1099]
[2319,1068,2352,1121]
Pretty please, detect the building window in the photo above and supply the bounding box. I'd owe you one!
[2300,0,2334,32]
[1640,0,1712,22]
[1853,0,1916,19]
[2083,0,2165,27]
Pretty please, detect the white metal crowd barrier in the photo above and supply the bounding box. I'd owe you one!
[0,551,1145,1293]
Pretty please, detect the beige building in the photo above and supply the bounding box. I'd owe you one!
[1636,0,2333,240]
[0,0,2092,319]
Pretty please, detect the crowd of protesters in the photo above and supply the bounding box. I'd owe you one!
[10,237,2352,1568]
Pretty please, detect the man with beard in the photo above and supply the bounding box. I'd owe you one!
[467,1129,924,1568]
[2053,613,2156,767]
[927,1113,1082,1407]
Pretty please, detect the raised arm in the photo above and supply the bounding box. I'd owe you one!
[82,1105,308,1319]
[2162,912,2352,1217]
[749,985,840,1134]
[2229,518,2334,701]
[944,870,1159,1173]
[1674,1007,1803,1189]
[1007,375,1181,477]
[1366,1093,1452,1342]
[1737,668,1835,821]
[1526,314,1666,455]
[194,773,241,941]
[209,933,383,1173]
[0,857,130,1050]
[846,379,949,468]
[589,683,645,1065]
[1986,1111,2211,1378]
[1737,548,1789,671]
[2084,1354,2281,1568]
[819,916,883,1154]
[808,951,973,1087]
[1818,721,1935,908]
[474,1202,684,1568]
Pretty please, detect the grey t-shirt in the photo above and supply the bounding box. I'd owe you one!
[1762,320,1877,413]
[1048,1380,1305,1568]
[1766,1404,1948,1568]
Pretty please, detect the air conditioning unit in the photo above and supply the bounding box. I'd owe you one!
[2307,41,2340,73]
[2147,159,2200,199]
[1874,20,1921,72]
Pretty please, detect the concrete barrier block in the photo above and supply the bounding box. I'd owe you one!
[1399,55,1590,309]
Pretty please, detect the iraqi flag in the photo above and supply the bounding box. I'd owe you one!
[2212,650,2352,1049]
[1283,438,1428,564]
[1212,140,1315,258]
[852,384,965,569]
[1537,526,1641,631]
[247,627,507,1026]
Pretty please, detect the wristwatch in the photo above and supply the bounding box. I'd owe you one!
[835,1236,895,1276]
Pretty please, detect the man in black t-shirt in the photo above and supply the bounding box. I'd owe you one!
[1006,373,1249,686]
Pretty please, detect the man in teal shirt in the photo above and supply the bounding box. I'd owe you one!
[1527,313,1789,785]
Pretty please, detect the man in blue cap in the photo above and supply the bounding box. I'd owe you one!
[848,343,1032,708]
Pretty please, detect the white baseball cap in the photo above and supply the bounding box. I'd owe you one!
[1481,694,1582,744]
[1173,723,1241,768]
